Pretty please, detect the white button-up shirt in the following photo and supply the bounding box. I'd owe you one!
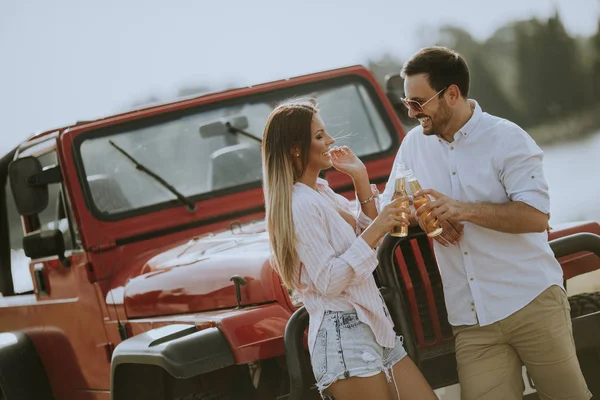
[292,178,396,354]
[381,100,563,327]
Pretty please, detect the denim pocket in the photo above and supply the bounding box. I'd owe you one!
[311,328,328,381]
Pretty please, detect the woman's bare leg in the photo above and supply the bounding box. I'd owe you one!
[387,357,438,400]
[324,373,394,400]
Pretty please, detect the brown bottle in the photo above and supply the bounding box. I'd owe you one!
[406,169,443,238]
[390,177,409,237]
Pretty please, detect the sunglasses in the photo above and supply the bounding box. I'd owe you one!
[401,87,447,114]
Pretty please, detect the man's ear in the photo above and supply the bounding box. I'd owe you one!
[447,85,461,105]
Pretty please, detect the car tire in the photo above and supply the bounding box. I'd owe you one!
[567,292,600,397]
[568,292,600,318]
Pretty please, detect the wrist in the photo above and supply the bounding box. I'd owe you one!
[350,168,368,182]
[458,202,472,222]
[361,223,382,248]
[373,217,388,237]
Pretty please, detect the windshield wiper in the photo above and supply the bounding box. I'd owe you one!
[108,140,196,213]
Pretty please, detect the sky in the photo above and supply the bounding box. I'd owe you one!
[1,0,599,156]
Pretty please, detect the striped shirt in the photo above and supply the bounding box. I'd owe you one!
[292,178,396,354]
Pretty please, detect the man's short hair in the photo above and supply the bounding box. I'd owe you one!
[401,46,470,98]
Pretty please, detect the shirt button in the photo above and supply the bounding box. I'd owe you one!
[450,146,454,150]
[464,252,468,255]
[452,172,456,175]
[470,277,474,281]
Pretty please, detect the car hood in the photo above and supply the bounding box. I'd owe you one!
[122,221,281,318]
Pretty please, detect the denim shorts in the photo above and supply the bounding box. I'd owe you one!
[309,310,407,398]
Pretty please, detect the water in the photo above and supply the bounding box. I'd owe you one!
[537,131,600,297]
[543,131,600,226]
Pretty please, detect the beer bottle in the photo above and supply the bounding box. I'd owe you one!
[406,168,443,238]
[390,170,409,237]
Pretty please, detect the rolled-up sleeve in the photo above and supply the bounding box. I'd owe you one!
[293,199,378,297]
[355,210,375,233]
[498,126,550,214]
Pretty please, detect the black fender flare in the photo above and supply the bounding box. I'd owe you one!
[0,331,54,400]
[110,324,236,396]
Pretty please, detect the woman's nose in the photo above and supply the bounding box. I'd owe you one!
[327,135,335,146]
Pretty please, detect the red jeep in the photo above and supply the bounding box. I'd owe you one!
[0,65,599,400]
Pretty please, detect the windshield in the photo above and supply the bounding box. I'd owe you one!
[78,78,395,218]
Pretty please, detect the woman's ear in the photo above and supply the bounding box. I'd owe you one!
[290,146,300,158]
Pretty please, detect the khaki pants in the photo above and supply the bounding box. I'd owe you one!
[453,285,591,400]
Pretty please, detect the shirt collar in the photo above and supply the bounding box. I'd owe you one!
[455,99,482,139]
[294,177,329,192]
[316,177,329,187]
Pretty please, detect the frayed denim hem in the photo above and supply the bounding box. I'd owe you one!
[316,354,406,400]
[315,350,408,400]
[316,367,387,400]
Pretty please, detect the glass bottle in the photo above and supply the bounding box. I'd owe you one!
[406,168,443,238]
[390,174,409,237]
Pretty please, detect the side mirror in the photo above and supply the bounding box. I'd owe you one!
[8,156,62,216]
[384,73,404,109]
[8,157,48,216]
[384,73,414,126]
[23,230,70,267]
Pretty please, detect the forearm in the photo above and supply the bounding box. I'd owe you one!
[461,201,548,233]
[360,221,386,248]
[353,171,378,220]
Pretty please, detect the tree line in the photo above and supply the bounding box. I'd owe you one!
[368,12,600,143]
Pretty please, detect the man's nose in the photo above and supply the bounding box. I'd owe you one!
[408,107,417,119]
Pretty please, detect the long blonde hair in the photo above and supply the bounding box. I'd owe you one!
[262,99,317,290]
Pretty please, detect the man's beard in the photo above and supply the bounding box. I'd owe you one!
[419,100,452,138]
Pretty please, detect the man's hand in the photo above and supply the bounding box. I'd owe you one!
[414,188,465,247]
[434,220,464,247]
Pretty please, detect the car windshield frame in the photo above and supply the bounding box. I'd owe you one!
[72,74,400,221]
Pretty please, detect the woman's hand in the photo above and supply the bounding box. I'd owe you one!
[361,197,410,247]
[330,146,366,178]
[374,196,410,233]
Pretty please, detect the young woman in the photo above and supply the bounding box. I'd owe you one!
[262,99,437,400]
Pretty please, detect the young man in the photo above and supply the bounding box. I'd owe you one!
[381,46,591,399]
